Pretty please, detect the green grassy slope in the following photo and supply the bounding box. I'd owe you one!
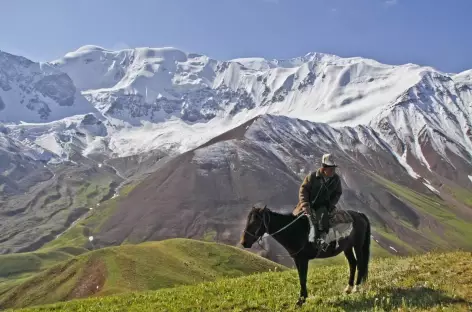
[0,239,286,310]
[10,250,472,312]
[367,171,472,249]
[40,183,137,252]
[444,185,472,207]
[0,182,134,295]
[0,183,137,288]
[0,247,88,292]
[3,167,471,311]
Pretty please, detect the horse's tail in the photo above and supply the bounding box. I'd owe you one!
[359,212,371,283]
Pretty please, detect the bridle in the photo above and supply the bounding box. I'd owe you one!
[244,206,307,256]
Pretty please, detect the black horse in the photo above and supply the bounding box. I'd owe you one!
[240,205,371,307]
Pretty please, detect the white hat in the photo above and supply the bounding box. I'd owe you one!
[322,154,337,167]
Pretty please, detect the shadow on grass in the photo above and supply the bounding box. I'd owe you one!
[335,287,471,311]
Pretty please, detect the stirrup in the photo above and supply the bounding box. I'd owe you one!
[317,239,329,252]
[317,233,329,252]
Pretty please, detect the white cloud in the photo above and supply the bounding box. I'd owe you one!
[385,0,398,6]
[109,42,131,51]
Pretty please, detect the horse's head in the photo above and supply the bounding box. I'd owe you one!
[240,205,268,248]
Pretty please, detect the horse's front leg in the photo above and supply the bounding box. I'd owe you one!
[294,255,309,307]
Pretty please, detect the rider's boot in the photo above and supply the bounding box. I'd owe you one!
[307,213,317,243]
[315,224,329,250]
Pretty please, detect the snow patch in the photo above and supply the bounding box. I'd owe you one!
[192,141,237,166]
[35,133,64,157]
[390,149,421,179]
[389,246,398,253]
[423,181,440,195]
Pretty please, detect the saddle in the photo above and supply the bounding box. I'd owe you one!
[308,209,354,249]
[328,209,353,226]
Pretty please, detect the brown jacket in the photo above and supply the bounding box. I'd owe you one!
[292,169,343,215]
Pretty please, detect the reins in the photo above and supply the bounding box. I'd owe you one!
[244,208,309,257]
[267,211,306,237]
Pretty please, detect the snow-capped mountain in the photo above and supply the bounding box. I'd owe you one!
[2,45,471,187]
[50,45,432,129]
[371,76,472,190]
[1,46,472,257]
[12,46,471,164]
[0,50,96,123]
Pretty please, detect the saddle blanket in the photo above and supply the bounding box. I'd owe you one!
[308,222,353,246]
[308,209,354,247]
[323,222,353,246]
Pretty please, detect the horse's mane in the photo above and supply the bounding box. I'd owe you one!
[253,205,299,219]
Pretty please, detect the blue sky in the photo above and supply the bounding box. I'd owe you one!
[1,0,471,73]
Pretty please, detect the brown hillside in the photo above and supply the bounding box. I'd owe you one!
[92,115,472,265]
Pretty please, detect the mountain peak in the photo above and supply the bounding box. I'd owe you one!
[0,52,95,123]
[2,47,472,165]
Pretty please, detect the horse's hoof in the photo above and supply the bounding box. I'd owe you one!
[295,297,306,307]
[352,285,360,293]
[344,285,353,294]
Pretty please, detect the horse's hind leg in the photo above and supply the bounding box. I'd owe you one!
[352,213,372,293]
[343,248,357,294]
[294,256,309,306]
[353,242,366,292]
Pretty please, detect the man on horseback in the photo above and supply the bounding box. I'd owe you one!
[293,154,343,247]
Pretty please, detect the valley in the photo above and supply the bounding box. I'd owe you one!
[0,45,471,309]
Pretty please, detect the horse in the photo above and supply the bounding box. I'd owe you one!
[240,205,371,307]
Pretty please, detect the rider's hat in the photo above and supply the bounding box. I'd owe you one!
[321,153,338,168]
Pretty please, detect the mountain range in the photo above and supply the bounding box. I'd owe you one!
[1,46,471,264]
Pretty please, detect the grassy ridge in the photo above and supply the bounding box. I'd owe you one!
[0,239,285,310]
[0,247,87,278]
[0,248,88,291]
[10,251,472,312]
